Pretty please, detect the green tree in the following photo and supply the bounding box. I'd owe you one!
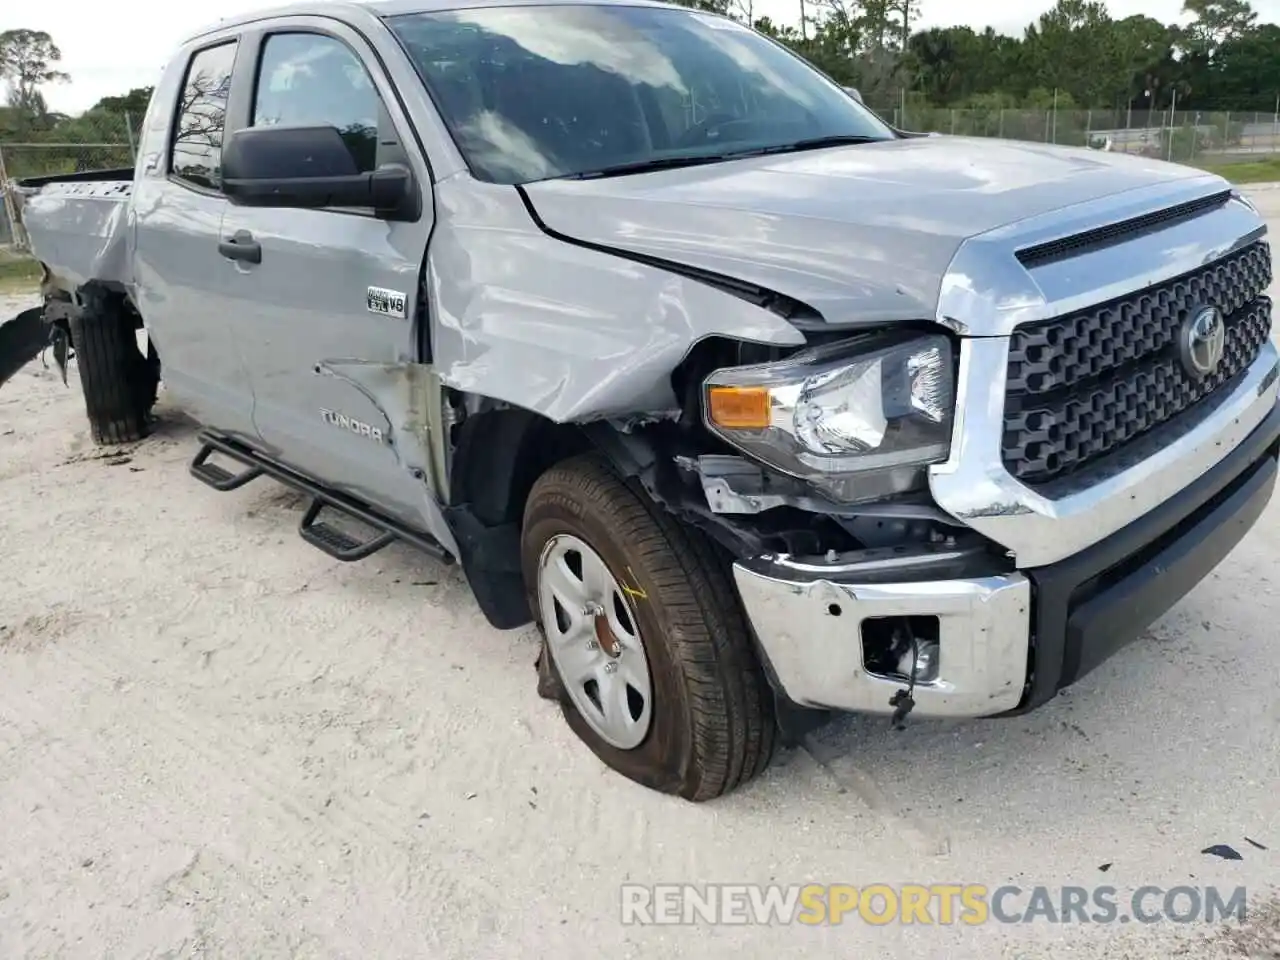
[0,28,69,121]
[1180,0,1258,57]
[889,0,921,50]
[91,86,154,117]
[1020,0,1129,107]
[1111,14,1174,107]
[1211,23,1280,110]
[905,26,1023,104]
[665,0,733,13]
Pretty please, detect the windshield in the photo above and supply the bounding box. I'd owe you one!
[386,4,896,184]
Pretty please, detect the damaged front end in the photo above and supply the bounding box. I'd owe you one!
[590,328,1026,724]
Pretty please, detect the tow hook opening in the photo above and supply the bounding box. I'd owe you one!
[861,615,941,685]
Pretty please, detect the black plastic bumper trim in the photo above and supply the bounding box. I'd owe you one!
[1012,399,1280,713]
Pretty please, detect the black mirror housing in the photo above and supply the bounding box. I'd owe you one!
[220,124,418,220]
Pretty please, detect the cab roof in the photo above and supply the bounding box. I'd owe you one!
[187,0,675,43]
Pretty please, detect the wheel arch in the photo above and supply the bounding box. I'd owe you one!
[443,402,660,630]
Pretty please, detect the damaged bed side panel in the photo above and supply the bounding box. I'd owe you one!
[426,178,807,424]
[1,179,134,387]
[19,180,134,292]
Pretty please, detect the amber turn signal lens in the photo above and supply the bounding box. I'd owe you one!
[707,386,771,429]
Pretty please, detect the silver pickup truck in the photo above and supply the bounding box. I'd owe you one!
[5,0,1276,800]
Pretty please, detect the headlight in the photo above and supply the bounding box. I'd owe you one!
[702,333,954,502]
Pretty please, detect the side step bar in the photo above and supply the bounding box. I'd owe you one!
[299,499,396,562]
[189,431,454,565]
[191,443,263,491]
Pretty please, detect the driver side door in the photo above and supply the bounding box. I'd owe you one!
[219,20,444,539]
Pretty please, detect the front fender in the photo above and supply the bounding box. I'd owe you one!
[427,179,807,425]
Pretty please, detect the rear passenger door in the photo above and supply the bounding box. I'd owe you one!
[219,21,438,532]
[131,37,258,440]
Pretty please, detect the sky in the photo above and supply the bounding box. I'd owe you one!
[3,0,1279,115]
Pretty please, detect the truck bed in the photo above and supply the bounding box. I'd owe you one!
[14,169,135,290]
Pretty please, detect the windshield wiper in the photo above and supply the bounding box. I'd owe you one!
[562,154,740,180]
[751,134,887,156]
[559,135,887,181]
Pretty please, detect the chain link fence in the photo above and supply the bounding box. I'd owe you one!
[871,106,1280,165]
[1,111,138,253]
[2,141,137,253]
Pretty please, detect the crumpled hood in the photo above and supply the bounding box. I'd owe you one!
[520,136,1208,326]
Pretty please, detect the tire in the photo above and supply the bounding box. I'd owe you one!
[68,296,156,446]
[521,452,776,801]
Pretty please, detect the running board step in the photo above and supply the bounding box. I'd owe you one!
[190,431,454,566]
[299,498,396,562]
[190,443,263,491]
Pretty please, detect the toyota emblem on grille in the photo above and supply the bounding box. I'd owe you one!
[1179,305,1226,379]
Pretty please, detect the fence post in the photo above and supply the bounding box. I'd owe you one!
[1086,109,1092,144]
[124,111,137,161]
[998,109,1005,138]
[950,108,955,135]
[0,144,29,251]
[1273,96,1279,154]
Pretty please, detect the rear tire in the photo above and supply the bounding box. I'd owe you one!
[69,294,156,446]
[521,453,776,801]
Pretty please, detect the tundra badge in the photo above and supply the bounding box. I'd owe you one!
[321,408,386,444]
[366,286,408,319]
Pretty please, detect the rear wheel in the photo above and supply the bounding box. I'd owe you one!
[68,294,157,445]
[521,453,775,800]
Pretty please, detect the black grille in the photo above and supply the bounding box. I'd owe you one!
[1003,241,1273,487]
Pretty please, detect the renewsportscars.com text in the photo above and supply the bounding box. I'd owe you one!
[620,883,1249,926]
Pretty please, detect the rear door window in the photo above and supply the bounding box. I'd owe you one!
[170,41,239,191]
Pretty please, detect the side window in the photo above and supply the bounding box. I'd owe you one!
[253,33,381,173]
[170,41,238,191]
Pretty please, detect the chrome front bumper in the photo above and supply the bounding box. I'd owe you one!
[732,563,1032,717]
[733,389,1280,720]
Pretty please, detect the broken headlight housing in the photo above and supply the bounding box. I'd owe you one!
[701,333,955,503]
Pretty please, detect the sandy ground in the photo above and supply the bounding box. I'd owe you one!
[2,189,1279,960]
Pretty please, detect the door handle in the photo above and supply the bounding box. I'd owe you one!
[219,229,262,264]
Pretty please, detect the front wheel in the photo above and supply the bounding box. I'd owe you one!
[521,453,775,800]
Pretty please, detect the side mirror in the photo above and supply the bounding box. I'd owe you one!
[221,124,418,220]
[842,86,864,104]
